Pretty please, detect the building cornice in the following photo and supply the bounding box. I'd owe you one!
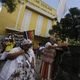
[26,2,56,19]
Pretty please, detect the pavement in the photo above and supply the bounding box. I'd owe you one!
[34,57,42,80]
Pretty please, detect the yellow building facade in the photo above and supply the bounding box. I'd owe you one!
[0,0,56,37]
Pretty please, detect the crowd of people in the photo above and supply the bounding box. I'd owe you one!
[0,34,36,80]
[0,33,68,80]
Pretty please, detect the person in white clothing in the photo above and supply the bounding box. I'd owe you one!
[0,39,36,80]
[23,39,36,68]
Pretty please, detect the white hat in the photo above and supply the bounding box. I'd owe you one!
[45,42,52,48]
[8,36,13,40]
[22,39,32,45]
[5,37,9,40]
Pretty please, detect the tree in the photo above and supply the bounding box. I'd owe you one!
[2,0,27,13]
[62,7,80,40]
[50,7,80,40]
[2,0,17,13]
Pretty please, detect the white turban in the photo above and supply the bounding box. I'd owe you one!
[45,42,52,48]
[22,39,32,45]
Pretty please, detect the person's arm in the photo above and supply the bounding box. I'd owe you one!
[47,45,63,51]
[6,50,24,60]
[48,45,60,49]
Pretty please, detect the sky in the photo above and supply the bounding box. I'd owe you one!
[43,0,80,10]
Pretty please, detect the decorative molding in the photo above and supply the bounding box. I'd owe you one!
[26,2,56,19]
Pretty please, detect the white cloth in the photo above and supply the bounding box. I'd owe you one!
[0,47,21,60]
[0,52,8,60]
[0,47,23,80]
[57,0,68,22]
[39,46,45,50]
[53,43,58,47]
[9,47,24,63]
[22,39,32,45]
[0,60,17,80]
[0,47,36,80]
[9,47,21,53]
[27,48,36,67]
[45,42,52,48]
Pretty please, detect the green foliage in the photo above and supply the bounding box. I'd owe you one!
[3,0,28,13]
[69,7,80,16]
[49,7,80,45]
[60,7,80,40]
[5,0,17,13]
[50,7,80,40]
[69,39,80,45]
[49,25,59,35]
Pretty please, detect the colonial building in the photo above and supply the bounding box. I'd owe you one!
[0,0,56,37]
